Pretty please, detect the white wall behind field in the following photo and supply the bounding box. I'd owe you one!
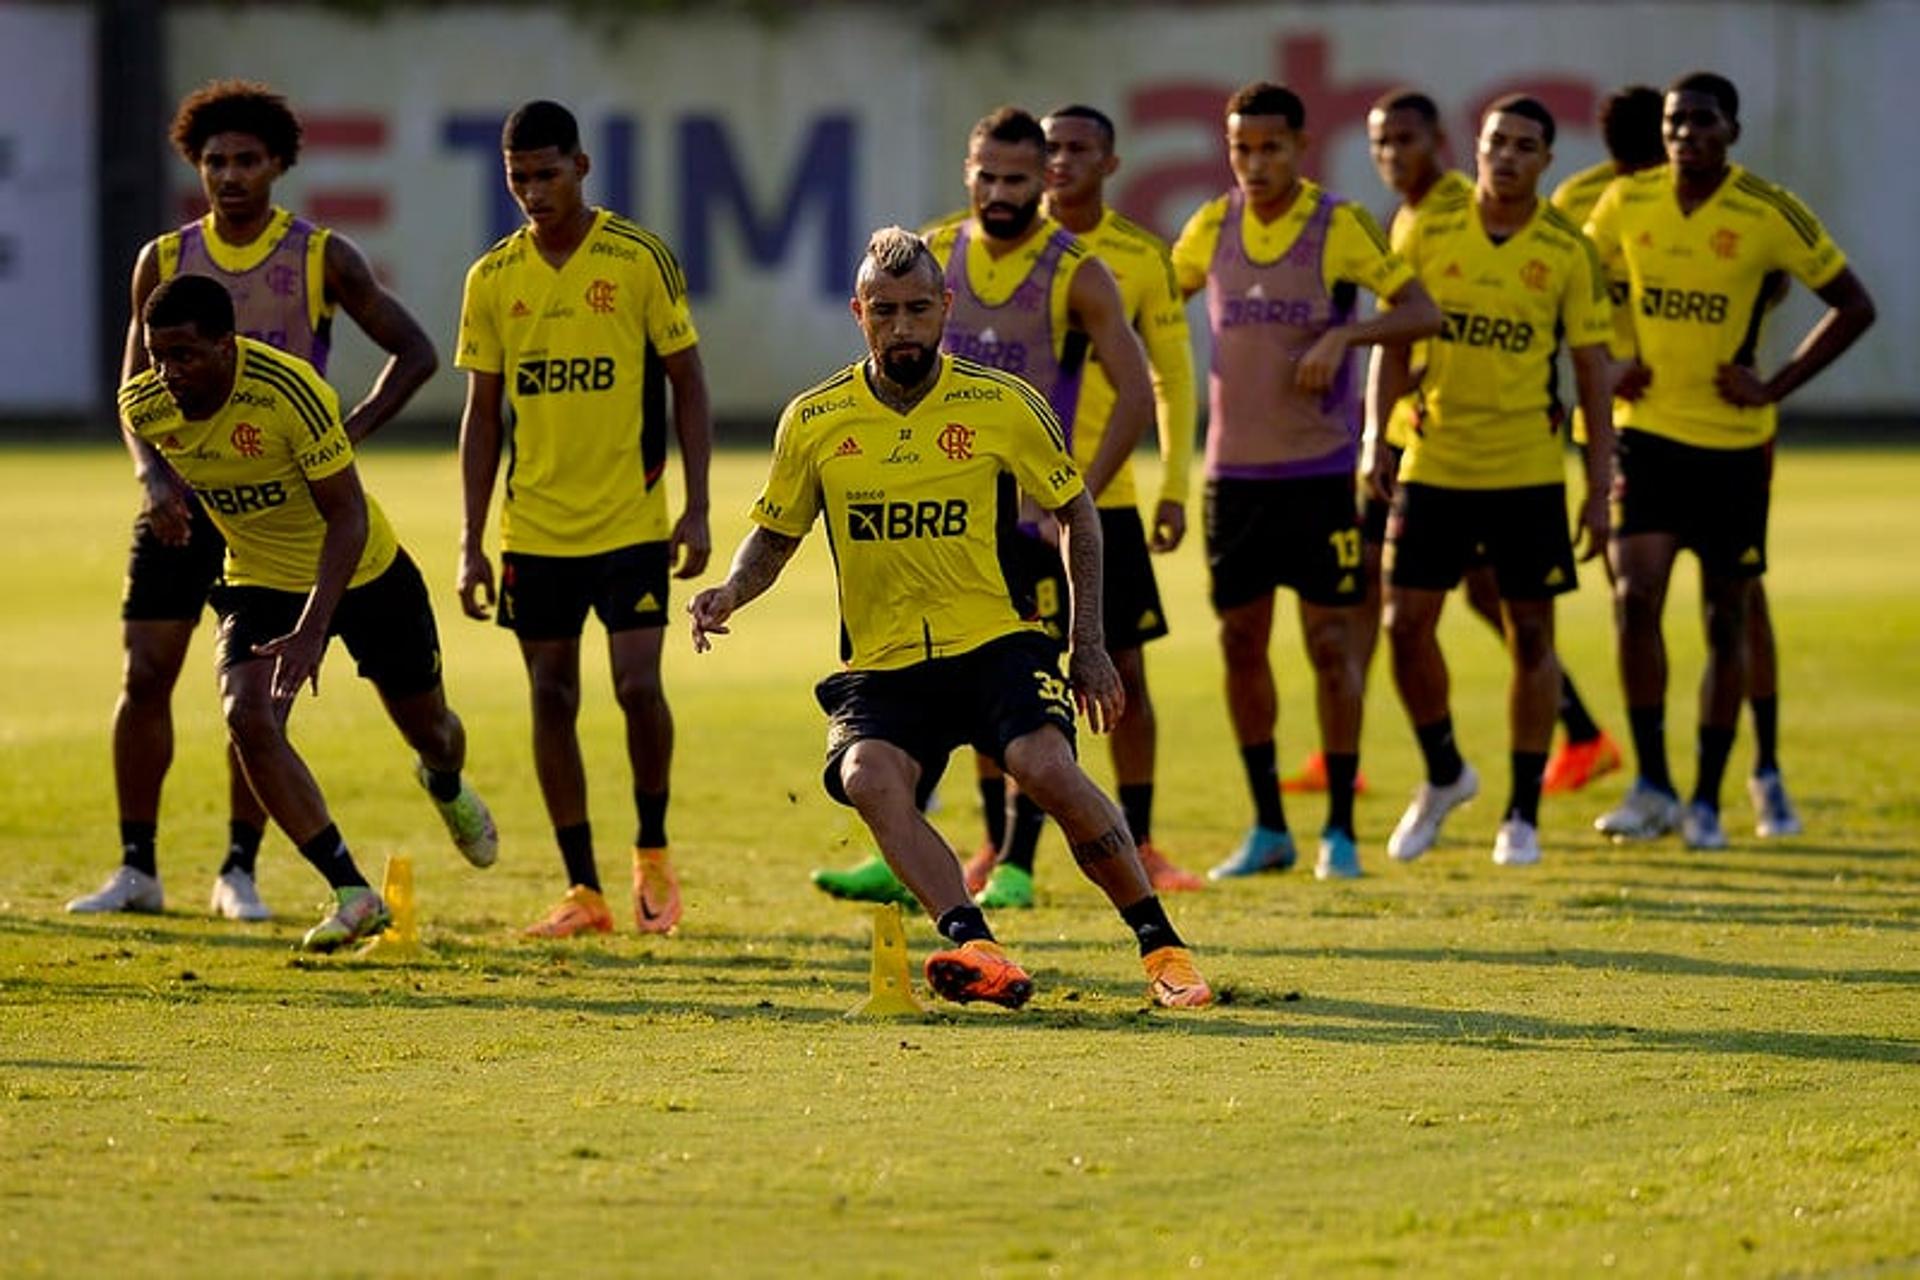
[27,1,1920,421]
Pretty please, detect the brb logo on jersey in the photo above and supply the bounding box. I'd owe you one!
[230,422,265,458]
[517,356,618,396]
[1439,311,1536,352]
[197,481,288,515]
[1221,295,1317,328]
[946,331,1028,374]
[1639,288,1729,324]
[847,499,970,541]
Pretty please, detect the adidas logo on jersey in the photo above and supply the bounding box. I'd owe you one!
[833,436,862,457]
[510,299,532,318]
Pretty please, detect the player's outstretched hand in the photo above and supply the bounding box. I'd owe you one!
[140,467,193,547]
[688,584,736,653]
[1149,499,1186,553]
[1294,329,1349,394]
[457,545,495,620]
[254,624,327,703]
[1613,360,1653,403]
[1573,488,1611,562]
[1714,363,1773,408]
[1068,645,1125,735]
[670,508,712,579]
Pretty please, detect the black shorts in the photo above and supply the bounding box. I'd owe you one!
[1361,445,1403,546]
[1613,429,1771,579]
[212,549,444,699]
[1205,474,1366,611]
[1387,482,1576,601]
[498,542,670,640]
[122,499,225,622]
[815,631,1077,807]
[1004,511,1171,652]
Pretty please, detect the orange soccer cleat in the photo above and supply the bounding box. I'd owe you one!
[1281,751,1368,795]
[1136,841,1205,893]
[1542,731,1623,795]
[924,939,1034,1009]
[1143,945,1214,1008]
[632,847,683,934]
[523,885,615,938]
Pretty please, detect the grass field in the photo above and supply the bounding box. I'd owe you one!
[2,442,1916,1278]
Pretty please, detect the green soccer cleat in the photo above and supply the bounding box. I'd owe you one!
[300,886,392,953]
[418,762,498,869]
[810,854,915,905]
[974,862,1034,910]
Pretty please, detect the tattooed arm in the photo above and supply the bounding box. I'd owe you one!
[688,526,802,651]
[1052,490,1124,733]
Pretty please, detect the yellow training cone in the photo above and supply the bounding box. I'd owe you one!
[358,854,423,958]
[845,902,927,1018]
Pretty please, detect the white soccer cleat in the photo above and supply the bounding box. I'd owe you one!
[1595,781,1683,841]
[1491,817,1542,867]
[66,866,164,914]
[418,763,499,869]
[210,869,272,921]
[1681,801,1730,851]
[1748,769,1804,838]
[1386,764,1480,862]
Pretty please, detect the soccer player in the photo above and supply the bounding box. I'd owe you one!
[811,106,1165,910]
[1354,88,1620,800]
[1586,71,1874,848]
[1367,96,1616,867]
[70,80,440,921]
[456,100,713,935]
[690,227,1211,1010]
[121,275,495,951]
[1170,82,1440,880]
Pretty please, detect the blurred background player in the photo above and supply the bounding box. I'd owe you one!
[1171,82,1439,881]
[1586,71,1875,847]
[70,80,438,921]
[121,275,494,950]
[1368,97,1616,867]
[811,106,1165,909]
[456,100,713,935]
[691,227,1210,1009]
[1354,88,1620,802]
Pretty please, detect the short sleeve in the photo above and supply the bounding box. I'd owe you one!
[642,242,699,356]
[1328,203,1414,300]
[1560,234,1615,349]
[1583,185,1625,278]
[1004,394,1086,510]
[749,403,822,537]
[1764,183,1847,290]
[455,259,502,374]
[290,378,355,481]
[1169,199,1223,297]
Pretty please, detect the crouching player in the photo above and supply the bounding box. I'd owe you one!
[120,275,497,950]
[690,227,1211,1009]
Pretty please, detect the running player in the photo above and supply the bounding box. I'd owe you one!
[457,100,713,935]
[811,106,1163,909]
[70,80,439,922]
[1354,88,1619,800]
[1171,82,1440,880]
[1368,97,1615,866]
[1586,72,1875,847]
[122,275,495,951]
[690,227,1211,1010]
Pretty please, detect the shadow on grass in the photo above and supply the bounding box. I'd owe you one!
[1235,944,1920,986]
[1278,995,1920,1065]
[1557,891,1919,931]
[0,1058,141,1071]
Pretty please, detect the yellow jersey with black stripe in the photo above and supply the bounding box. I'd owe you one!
[1065,209,1196,511]
[456,208,699,555]
[1397,199,1613,489]
[751,356,1084,672]
[1584,164,1846,448]
[118,338,398,591]
[1383,171,1475,448]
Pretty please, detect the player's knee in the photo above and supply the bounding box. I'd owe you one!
[1511,622,1556,673]
[527,671,581,724]
[1218,614,1267,667]
[1385,605,1431,655]
[1305,619,1357,677]
[222,696,281,757]
[612,667,665,717]
[1614,576,1662,631]
[123,647,183,705]
[841,757,912,817]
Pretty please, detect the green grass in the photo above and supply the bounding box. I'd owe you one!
[2,443,1916,1278]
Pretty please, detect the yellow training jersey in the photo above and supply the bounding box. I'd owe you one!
[118,338,398,591]
[1063,209,1195,511]
[751,356,1085,672]
[1585,164,1846,449]
[156,206,333,339]
[1551,162,1640,445]
[1383,171,1475,448]
[1397,196,1613,489]
[456,208,699,555]
[1171,179,1411,303]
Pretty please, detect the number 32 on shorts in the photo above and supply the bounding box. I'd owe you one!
[1032,669,1073,714]
[1328,528,1362,569]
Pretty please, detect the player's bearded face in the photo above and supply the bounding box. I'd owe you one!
[967,139,1045,240]
[855,269,949,389]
